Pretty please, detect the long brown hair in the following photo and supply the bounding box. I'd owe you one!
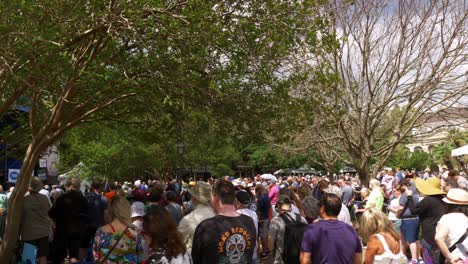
[109,195,132,226]
[142,205,186,258]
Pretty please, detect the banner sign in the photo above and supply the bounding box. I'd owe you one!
[8,169,20,183]
[39,159,47,168]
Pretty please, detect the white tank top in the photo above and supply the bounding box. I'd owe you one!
[372,233,405,264]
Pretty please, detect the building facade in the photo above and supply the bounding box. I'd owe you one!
[406,108,468,152]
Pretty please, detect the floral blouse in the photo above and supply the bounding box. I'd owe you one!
[93,224,144,264]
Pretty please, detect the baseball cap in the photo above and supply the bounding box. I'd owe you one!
[131,201,145,218]
[278,195,292,204]
[236,190,251,204]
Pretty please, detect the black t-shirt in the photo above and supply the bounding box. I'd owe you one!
[192,214,256,264]
[85,192,107,228]
[49,190,89,238]
[407,195,446,244]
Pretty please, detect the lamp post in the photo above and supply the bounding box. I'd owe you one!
[176,143,185,194]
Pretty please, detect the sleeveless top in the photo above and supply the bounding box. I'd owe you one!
[372,233,405,264]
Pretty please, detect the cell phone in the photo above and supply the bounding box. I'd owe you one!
[456,243,467,257]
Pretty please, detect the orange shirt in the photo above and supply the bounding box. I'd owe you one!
[105,191,115,202]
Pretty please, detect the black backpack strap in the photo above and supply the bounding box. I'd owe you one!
[449,228,468,252]
[295,213,301,222]
[280,213,293,224]
[280,212,299,224]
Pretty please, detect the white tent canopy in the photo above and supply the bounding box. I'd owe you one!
[451,145,468,157]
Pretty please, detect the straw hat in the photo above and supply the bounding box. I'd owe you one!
[415,178,445,196]
[442,188,468,205]
[188,181,211,204]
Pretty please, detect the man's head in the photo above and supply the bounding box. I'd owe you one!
[337,179,345,187]
[147,186,164,203]
[311,176,318,185]
[235,190,251,209]
[29,177,43,193]
[318,178,329,190]
[268,178,277,186]
[91,180,102,192]
[444,179,459,192]
[400,178,411,189]
[279,187,292,199]
[134,180,142,189]
[66,177,80,191]
[319,193,342,219]
[242,177,250,185]
[448,170,459,179]
[165,190,177,203]
[211,180,236,212]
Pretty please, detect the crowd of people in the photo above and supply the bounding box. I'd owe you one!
[0,167,467,264]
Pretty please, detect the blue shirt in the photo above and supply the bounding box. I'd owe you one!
[257,194,270,220]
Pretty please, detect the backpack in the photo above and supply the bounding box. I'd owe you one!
[85,192,106,228]
[280,213,308,264]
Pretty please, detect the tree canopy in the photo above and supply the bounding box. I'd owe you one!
[0,1,336,260]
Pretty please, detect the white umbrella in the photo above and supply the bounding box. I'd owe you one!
[452,144,468,157]
[273,169,283,175]
[260,174,277,182]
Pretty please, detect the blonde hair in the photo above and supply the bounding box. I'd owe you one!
[359,207,400,243]
[369,179,381,190]
[360,187,370,197]
[109,195,132,226]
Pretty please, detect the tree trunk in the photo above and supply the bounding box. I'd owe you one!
[0,143,41,262]
[326,164,336,182]
[356,164,370,188]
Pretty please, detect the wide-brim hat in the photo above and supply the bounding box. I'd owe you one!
[442,188,468,205]
[415,178,445,196]
[188,181,211,204]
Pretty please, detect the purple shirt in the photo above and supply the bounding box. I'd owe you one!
[301,220,362,264]
[268,184,279,205]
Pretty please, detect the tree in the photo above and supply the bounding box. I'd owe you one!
[1,1,333,260]
[293,0,468,185]
[432,129,468,172]
[59,121,243,180]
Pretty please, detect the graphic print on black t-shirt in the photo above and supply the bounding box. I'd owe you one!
[192,214,256,264]
[218,226,252,264]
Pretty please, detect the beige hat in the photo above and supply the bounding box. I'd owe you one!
[442,188,468,205]
[188,181,211,204]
